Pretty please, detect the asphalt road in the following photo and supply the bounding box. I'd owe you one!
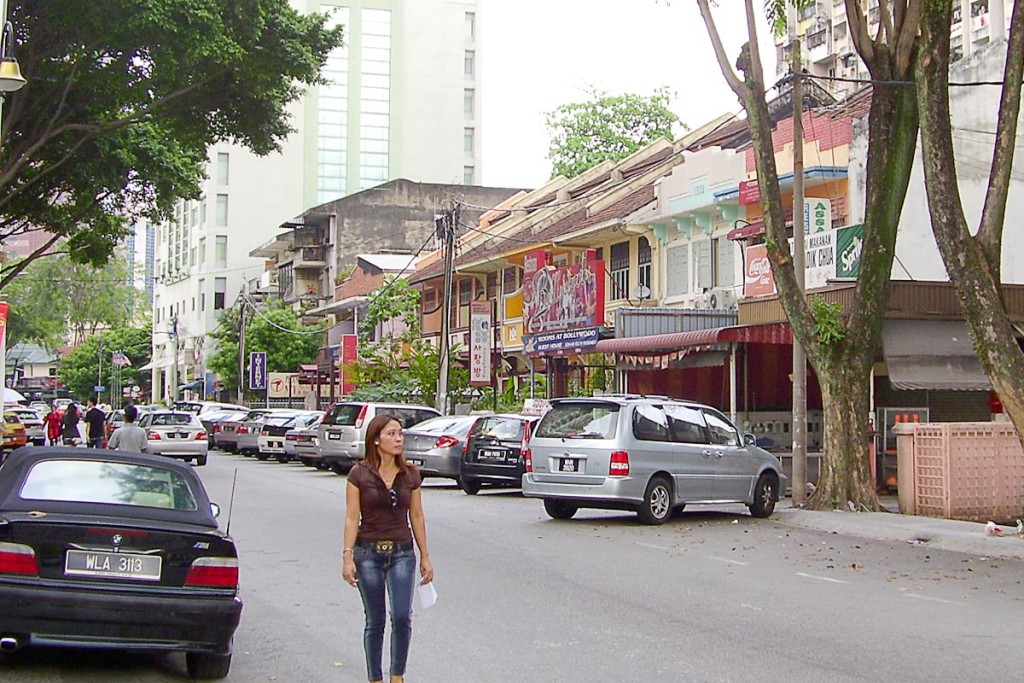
[2,451,1023,682]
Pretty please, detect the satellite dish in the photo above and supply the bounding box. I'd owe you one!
[633,285,652,300]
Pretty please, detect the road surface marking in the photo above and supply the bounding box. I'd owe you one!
[635,542,671,551]
[904,593,964,606]
[795,572,849,584]
[706,556,748,566]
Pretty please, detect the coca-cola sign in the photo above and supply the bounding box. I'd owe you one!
[744,244,775,297]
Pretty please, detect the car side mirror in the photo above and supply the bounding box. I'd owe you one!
[744,433,756,447]
[210,503,221,518]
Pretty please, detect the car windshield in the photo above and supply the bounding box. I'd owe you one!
[19,460,199,511]
[150,413,197,427]
[535,402,620,439]
[477,417,526,440]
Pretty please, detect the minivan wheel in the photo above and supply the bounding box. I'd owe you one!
[543,499,577,520]
[461,477,481,495]
[637,476,673,525]
[748,473,778,518]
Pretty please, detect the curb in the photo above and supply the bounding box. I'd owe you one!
[773,507,1024,561]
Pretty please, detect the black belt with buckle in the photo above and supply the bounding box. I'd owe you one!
[357,540,414,554]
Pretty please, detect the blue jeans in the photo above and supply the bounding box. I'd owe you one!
[353,545,416,681]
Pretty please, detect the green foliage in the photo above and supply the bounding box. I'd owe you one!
[58,326,152,399]
[810,296,846,346]
[207,301,325,396]
[4,254,139,349]
[0,1,344,287]
[347,339,468,408]
[545,88,681,179]
[472,374,547,413]
[358,277,421,341]
[764,0,815,37]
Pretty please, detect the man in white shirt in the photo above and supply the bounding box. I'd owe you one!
[107,405,149,454]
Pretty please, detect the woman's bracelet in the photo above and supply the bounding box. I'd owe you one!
[342,548,353,555]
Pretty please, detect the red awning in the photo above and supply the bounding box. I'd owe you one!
[593,323,792,355]
[727,222,765,241]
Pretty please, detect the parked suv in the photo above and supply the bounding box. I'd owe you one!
[522,396,786,524]
[459,414,539,495]
[318,402,440,474]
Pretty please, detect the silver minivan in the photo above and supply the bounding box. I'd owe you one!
[317,402,440,474]
[522,396,786,525]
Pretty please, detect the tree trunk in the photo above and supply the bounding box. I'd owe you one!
[916,3,1024,451]
[815,363,875,508]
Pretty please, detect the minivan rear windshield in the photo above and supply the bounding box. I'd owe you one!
[535,402,619,439]
[323,404,362,426]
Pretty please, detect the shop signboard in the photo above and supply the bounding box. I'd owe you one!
[744,244,774,297]
[834,223,864,279]
[469,301,491,386]
[744,222,863,295]
[804,197,832,234]
[248,352,267,391]
[523,327,600,355]
[523,249,604,336]
[738,179,760,205]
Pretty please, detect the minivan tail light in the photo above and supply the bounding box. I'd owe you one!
[354,404,368,429]
[522,421,533,473]
[524,448,533,473]
[185,557,239,588]
[609,451,630,476]
[0,542,39,576]
[435,435,458,449]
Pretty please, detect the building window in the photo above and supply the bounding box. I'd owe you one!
[464,128,474,157]
[465,11,475,40]
[358,8,391,192]
[666,244,689,296]
[464,88,474,119]
[695,239,713,290]
[198,237,206,266]
[502,266,521,294]
[215,236,227,269]
[714,236,735,287]
[458,278,472,305]
[463,166,474,185]
[464,50,475,78]
[609,241,630,300]
[423,287,437,310]
[486,272,498,300]
[198,278,205,312]
[637,237,652,292]
[214,278,226,310]
[216,194,228,226]
[217,153,229,185]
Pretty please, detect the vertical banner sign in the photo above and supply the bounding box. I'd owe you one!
[341,334,358,396]
[743,244,775,297]
[834,224,864,279]
[248,352,267,391]
[0,302,8,400]
[469,301,492,387]
[0,302,9,348]
[804,197,832,234]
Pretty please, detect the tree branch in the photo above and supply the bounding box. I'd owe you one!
[894,2,923,76]
[977,0,1024,270]
[845,0,877,66]
[743,0,766,92]
[879,0,896,47]
[696,0,751,101]
[0,232,63,291]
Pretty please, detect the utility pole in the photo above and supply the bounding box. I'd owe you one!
[436,204,457,414]
[97,339,103,403]
[791,39,808,506]
[170,315,179,405]
[237,296,246,405]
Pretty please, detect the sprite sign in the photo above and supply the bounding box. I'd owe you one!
[835,223,864,279]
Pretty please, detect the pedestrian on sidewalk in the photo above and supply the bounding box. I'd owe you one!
[342,414,434,683]
[44,404,62,446]
[61,403,81,446]
[107,405,148,454]
[84,397,106,448]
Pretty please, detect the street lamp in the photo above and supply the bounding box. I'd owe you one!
[0,21,26,93]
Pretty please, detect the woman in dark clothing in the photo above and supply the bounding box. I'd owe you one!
[61,403,81,446]
[343,414,433,683]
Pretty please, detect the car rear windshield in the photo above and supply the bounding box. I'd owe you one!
[151,413,198,427]
[20,460,199,511]
[323,404,363,426]
[411,416,473,434]
[266,415,298,426]
[535,402,620,439]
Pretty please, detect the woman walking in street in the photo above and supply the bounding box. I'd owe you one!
[61,403,81,446]
[343,414,433,683]
[44,404,62,446]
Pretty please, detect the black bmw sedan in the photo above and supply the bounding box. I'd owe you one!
[0,447,242,679]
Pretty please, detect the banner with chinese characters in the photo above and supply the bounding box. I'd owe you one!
[469,301,492,387]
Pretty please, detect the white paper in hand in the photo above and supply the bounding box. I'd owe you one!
[417,581,438,610]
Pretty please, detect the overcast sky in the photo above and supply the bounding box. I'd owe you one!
[478,0,779,189]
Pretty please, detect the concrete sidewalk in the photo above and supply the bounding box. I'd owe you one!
[773,503,1024,561]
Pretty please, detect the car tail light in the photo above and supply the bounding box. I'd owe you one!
[195,432,207,440]
[609,451,630,476]
[462,419,480,456]
[524,448,533,473]
[435,435,458,449]
[237,426,249,434]
[147,430,162,440]
[286,434,297,441]
[261,426,270,436]
[0,542,38,576]
[522,421,533,472]
[354,404,368,429]
[185,557,239,588]
[213,425,221,433]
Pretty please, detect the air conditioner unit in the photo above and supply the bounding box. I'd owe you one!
[708,288,737,311]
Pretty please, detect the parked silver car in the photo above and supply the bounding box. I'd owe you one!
[317,402,440,474]
[403,415,480,481]
[213,413,247,453]
[236,409,299,456]
[138,411,209,466]
[523,396,786,524]
[285,414,324,466]
[258,411,322,463]
[8,407,45,446]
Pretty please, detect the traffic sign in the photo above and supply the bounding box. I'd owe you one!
[248,352,267,391]
[94,385,106,392]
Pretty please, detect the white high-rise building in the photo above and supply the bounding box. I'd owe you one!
[147,0,482,401]
[775,0,1013,97]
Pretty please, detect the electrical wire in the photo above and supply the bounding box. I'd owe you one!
[238,292,326,335]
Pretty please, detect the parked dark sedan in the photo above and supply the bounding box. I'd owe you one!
[459,414,540,495]
[0,447,242,679]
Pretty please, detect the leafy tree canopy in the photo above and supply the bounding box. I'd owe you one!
[545,88,681,179]
[58,326,152,400]
[0,0,344,288]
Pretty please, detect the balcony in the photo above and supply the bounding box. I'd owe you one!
[293,246,328,270]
